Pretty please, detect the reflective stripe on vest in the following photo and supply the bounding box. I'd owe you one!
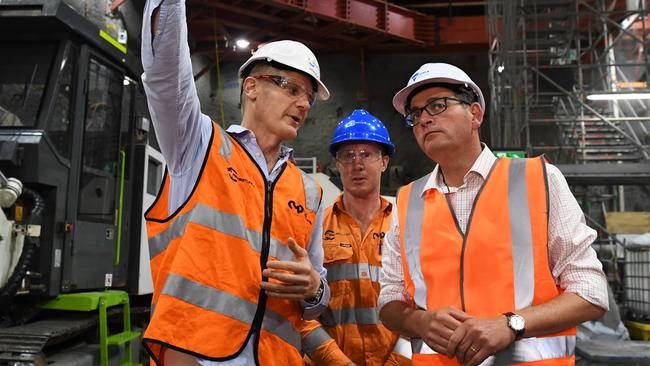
[326,262,381,283]
[402,173,431,309]
[148,203,296,262]
[299,169,320,213]
[302,326,333,356]
[412,335,575,363]
[160,273,301,351]
[327,307,381,325]
[392,337,413,359]
[217,127,233,161]
[508,158,535,309]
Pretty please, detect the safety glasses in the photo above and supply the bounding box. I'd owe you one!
[405,97,469,127]
[253,75,315,106]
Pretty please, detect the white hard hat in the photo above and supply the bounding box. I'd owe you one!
[238,40,330,101]
[392,63,484,116]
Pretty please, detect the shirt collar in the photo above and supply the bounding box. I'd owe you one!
[226,124,294,159]
[332,194,393,216]
[421,144,496,196]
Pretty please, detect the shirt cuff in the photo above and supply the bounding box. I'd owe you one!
[301,280,330,320]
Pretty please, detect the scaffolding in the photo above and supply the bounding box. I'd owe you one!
[488,0,650,164]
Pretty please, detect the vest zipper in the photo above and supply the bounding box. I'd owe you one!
[444,158,501,313]
[444,194,468,312]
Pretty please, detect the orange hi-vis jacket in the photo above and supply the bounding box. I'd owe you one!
[301,195,411,366]
[143,122,322,366]
[396,157,576,366]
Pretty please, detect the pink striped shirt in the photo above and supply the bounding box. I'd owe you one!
[378,146,609,311]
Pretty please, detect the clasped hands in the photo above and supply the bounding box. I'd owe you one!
[416,307,516,366]
[260,237,321,301]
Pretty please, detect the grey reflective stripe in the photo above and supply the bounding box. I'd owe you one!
[326,263,381,283]
[162,273,301,351]
[261,306,302,351]
[402,174,431,309]
[508,159,535,309]
[492,335,575,364]
[162,273,255,324]
[148,204,294,262]
[302,327,333,356]
[299,170,320,212]
[217,125,233,161]
[410,335,575,363]
[330,307,380,325]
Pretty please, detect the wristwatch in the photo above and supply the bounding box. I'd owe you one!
[504,312,525,340]
[305,280,324,304]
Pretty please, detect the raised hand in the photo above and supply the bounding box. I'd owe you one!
[261,237,321,301]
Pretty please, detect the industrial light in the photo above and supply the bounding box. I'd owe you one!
[586,93,650,101]
[497,65,505,73]
[236,39,250,49]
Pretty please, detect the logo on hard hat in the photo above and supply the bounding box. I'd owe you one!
[411,70,430,82]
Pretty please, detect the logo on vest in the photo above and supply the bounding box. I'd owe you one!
[227,167,253,186]
[288,200,304,214]
[339,243,352,248]
[372,231,386,240]
[324,230,335,241]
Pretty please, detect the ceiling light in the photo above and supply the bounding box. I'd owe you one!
[236,39,250,49]
[586,93,650,101]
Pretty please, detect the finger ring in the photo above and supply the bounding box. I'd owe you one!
[470,346,479,352]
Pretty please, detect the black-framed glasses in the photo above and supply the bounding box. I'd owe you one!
[405,97,470,127]
[252,75,315,106]
[336,149,383,164]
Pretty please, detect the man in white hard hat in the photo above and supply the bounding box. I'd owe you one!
[140,1,330,365]
[378,63,608,366]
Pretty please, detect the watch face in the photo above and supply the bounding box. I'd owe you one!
[509,315,525,331]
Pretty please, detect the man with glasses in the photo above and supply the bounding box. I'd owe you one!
[378,63,608,366]
[141,1,330,365]
[301,110,411,366]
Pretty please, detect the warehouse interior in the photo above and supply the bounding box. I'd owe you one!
[0,0,649,364]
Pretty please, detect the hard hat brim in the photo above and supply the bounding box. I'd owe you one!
[392,77,485,116]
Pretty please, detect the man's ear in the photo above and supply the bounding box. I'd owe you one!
[381,155,389,172]
[469,102,484,130]
[242,77,258,101]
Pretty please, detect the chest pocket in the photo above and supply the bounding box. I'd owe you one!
[324,242,353,264]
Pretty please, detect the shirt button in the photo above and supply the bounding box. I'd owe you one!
[255,153,261,158]
[155,30,161,36]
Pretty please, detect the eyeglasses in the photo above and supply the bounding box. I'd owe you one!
[253,75,315,106]
[336,149,383,164]
[405,97,470,127]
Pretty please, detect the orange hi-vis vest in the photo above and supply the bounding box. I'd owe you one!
[301,196,410,366]
[396,157,576,366]
[143,122,322,366]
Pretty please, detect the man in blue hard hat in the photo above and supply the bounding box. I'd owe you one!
[301,110,411,366]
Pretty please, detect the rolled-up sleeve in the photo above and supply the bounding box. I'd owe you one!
[379,205,412,312]
[546,164,609,310]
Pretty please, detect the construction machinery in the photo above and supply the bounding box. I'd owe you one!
[0,0,162,364]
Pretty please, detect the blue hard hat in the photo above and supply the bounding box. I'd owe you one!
[329,109,395,157]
